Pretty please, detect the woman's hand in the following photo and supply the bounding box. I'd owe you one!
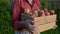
[20,20,35,32]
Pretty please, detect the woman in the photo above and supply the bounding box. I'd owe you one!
[12,0,41,34]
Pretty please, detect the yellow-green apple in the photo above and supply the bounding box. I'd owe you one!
[24,8,30,14]
[32,10,39,17]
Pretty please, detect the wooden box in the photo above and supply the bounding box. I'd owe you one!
[21,13,57,34]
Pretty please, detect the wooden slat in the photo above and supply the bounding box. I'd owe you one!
[45,15,56,23]
[34,22,56,33]
[34,15,56,24]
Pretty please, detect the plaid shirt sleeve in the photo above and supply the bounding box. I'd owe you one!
[12,0,22,31]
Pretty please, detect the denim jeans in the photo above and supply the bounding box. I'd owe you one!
[14,29,31,34]
[14,29,40,34]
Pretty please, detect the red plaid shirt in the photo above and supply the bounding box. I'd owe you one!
[12,0,41,31]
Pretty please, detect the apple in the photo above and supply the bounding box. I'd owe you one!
[44,8,48,12]
[24,8,30,14]
[45,12,50,16]
[32,10,38,14]
[38,10,45,17]
[49,10,55,15]
[38,11,41,17]
[43,8,50,16]
[41,10,45,16]
[32,14,37,17]
[32,10,39,17]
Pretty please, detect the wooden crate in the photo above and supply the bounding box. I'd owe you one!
[21,13,57,34]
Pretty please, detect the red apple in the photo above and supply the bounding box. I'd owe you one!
[32,14,37,17]
[45,12,50,16]
[44,8,48,12]
[50,10,55,15]
[38,10,45,17]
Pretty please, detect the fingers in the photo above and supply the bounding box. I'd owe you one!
[28,23,35,32]
[30,21,34,25]
[26,20,34,25]
[21,20,35,32]
[23,22,35,32]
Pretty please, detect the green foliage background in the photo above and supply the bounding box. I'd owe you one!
[0,0,60,34]
[0,0,14,34]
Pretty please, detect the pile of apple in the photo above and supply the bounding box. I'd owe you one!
[24,8,55,17]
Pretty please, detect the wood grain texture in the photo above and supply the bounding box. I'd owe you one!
[21,13,57,34]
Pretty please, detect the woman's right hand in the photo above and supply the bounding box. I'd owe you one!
[20,20,35,32]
